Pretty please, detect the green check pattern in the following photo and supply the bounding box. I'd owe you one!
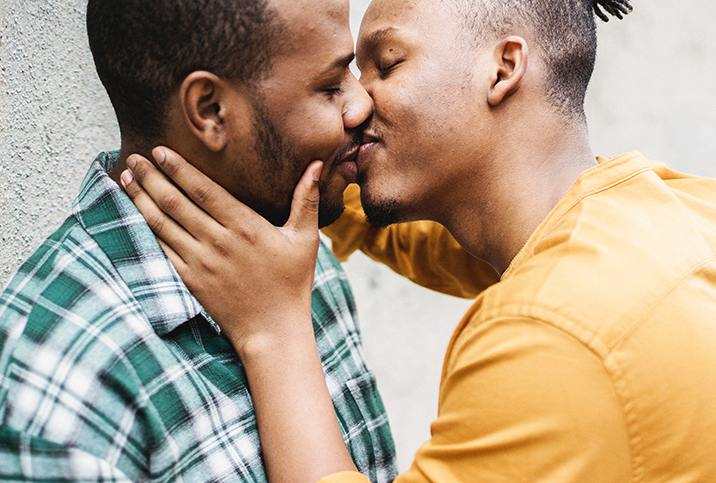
[0,152,397,482]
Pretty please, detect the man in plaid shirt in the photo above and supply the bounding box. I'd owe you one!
[0,0,397,481]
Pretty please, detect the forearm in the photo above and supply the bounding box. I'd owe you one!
[234,316,357,483]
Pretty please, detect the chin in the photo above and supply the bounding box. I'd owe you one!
[318,199,345,229]
[361,195,403,228]
[357,176,405,228]
[245,194,293,227]
[255,194,345,228]
[263,209,291,227]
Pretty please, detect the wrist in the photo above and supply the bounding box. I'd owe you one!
[227,309,315,363]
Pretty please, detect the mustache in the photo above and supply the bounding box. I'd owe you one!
[332,134,362,163]
[363,124,386,142]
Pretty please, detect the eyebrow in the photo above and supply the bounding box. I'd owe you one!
[356,27,399,70]
[324,52,356,75]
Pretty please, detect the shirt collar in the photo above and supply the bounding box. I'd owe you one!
[503,151,654,279]
[71,151,216,336]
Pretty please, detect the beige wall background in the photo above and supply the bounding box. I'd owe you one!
[1,0,715,472]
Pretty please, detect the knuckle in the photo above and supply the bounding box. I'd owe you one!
[212,237,232,258]
[161,192,182,215]
[225,221,258,246]
[239,229,258,246]
[199,258,219,278]
[306,192,320,213]
[192,182,213,205]
[146,213,166,235]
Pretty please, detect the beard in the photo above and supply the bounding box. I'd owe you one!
[250,99,346,229]
[358,181,403,228]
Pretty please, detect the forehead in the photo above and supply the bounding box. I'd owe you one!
[358,0,459,50]
[360,0,422,34]
[256,0,354,98]
[272,0,353,52]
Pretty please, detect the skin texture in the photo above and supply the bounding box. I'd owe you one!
[111,0,371,228]
[123,0,607,480]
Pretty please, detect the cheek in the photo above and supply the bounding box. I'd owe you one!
[386,76,464,158]
[318,114,346,154]
[285,105,345,160]
[375,71,433,134]
[377,87,428,158]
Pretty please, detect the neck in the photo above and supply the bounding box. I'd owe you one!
[108,140,161,186]
[440,117,596,275]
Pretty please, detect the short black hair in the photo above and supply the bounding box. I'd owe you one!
[87,0,282,141]
[449,0,632,120]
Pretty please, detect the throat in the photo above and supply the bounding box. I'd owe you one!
[442,153,597,276]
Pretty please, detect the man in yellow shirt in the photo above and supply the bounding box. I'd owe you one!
[121,0,716,481]
[322,152,716,482]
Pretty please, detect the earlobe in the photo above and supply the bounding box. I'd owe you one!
[181,71,228,152]
[487,36,528,107]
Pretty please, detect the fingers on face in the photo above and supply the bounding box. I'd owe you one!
[152,147,244,228]
[150,148,272,243]
[287,161,322,232]
[120,157,202,259]
[128,154,221,238]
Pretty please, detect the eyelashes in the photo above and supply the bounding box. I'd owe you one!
[324,87,345,97]
[379,60,403,78]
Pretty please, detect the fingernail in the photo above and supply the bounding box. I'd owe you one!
[120,169,133,187]
[154,148,166,164]
[314,161,324,182]
[126,156,137,170]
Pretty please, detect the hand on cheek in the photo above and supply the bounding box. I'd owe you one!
[121,146,324,353]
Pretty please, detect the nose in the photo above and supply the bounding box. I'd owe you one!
[342,72,373,130]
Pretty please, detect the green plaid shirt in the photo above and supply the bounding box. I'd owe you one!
[0,152,397,482]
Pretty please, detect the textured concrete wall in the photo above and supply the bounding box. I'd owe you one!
[0,0,119,285]
[1,0,715,472]
[586,1,716,177]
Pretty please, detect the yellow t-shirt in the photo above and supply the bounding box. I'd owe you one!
[320,151,716,483]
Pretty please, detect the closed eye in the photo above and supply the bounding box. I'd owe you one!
[324,86,344,97]
[379,60,403,78]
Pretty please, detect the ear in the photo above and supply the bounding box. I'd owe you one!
[180,71,231,152]
[486,36,528,107]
